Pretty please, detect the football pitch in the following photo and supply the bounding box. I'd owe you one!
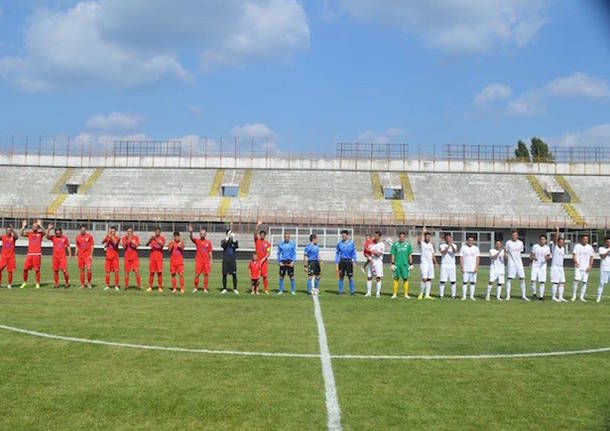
[1,256,609,430]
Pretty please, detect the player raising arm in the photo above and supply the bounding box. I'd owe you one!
[146,227,165,293]
[189,224,213,293]
[122,227,141,290]
[597,236,610,303]
[0,225,18,289]
[75,224,94,289]
[168,232,185,294]
[102,226,120,291]
[253,221,272,294]
[20,219,45,289]
[417,226,437,300]
[46,223,71,289]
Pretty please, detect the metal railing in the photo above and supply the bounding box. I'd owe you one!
[1,205,608,229]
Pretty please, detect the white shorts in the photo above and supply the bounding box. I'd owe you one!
[507,263,525,279]
[530,265,547,283]
[463,272,477,284]
[440,266,456,283]
[368,260,384,278]
[550,266,565,284]
[602,271,609,285]
[574,269,589,283]
[420,263,435,280]
[489,269,505,285]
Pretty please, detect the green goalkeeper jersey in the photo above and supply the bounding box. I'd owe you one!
[391,240,413,266]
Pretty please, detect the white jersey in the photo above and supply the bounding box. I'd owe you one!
[460,244,480,272]
[551,243,565,268]
[573,243,594,269]
[599,246,610,272]
[368,242,385,261]
[531,244,550,268]
[489,249,505,274]
[439,243,457,268]
[420,241,434,266]
[505,240,524,267]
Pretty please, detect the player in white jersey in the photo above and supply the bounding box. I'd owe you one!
[596,236,610,303]
[550,226,567,302]
[460,236,480,301]
[505,230,528,301]
[529,235,551,300]
[439,233,457,299]
[487,240,505,301]
[417,227,436,300]
[572,234,594,302]
[366,231,385,298]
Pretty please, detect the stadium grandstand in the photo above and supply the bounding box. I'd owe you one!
[0,139,608,256]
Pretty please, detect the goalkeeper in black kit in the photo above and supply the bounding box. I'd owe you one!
[221,229,239,294]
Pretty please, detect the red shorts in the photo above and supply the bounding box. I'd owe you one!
[149,258,163,273]
[0,256,16,272]
[195,260,210,275]
[78,255,92,270]
[105,257,119,272]
[52,257,67,271]
[260,259,269,278]
[24,255,41,271]
[170,262,184,275]
[124,257,139,272]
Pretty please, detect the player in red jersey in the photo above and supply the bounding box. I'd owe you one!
[168,231,185,294]
[0,225,18,289]
[20,219,46,289]
[248,253,262,295]
[188,224,213,293]
[102,226,121,291]
[146,227,165,292]
[253,221,272,294]
[74,224,94,289]
[361,233,373,274]
[46,224,71,288]
[121,227,141,290]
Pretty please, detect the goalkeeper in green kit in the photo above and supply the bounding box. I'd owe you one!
[391,231,413,299]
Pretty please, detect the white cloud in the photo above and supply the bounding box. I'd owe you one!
[473,83,512,107]
[506,72,610,116]
[86,112,142,131]
[231,123,274,141]
[551,124,610,148]
[357,127,407,144]
[188,105,202,116]
[338,0,550,54]
[0,0,309,91]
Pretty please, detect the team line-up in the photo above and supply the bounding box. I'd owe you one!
[1,220,609,303]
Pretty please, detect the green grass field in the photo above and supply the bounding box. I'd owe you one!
[1,256,609,430]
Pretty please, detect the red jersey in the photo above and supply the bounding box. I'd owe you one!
[363,239,374,257]
[248,260,261,279]
[103,234,120,259]
[168,240,184,265]
[1,234,16,259]
[255,238,271,261]
[50,236,70,259]
[194,238,212,263]
[149,235,165,260]
[122,234,140,259]
[25,231,44,255]
[75,233,94,258]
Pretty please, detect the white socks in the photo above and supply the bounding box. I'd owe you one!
[572,281,578,299]
[597,285,604,302]
[520,280,526,298]
[531,282,537,296]
[469,283,475,299]
[580,283,587,300]
[376,281,381,295]
[558,284,564,300]
[552,283,557,300]
[425,281,432,297]
[366,280,372,295]
[439,282,445,298]
[497,285,502,299]
[450,283,456,298]
[420,281,425,295]
[506,279,511,299]
[462,284,467,299]
[539,283,545,298]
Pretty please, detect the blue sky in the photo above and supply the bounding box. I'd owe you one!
[0,0,608,154]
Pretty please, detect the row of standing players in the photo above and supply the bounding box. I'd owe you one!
[1,221,609,302]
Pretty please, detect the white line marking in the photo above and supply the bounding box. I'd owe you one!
[312,295,342,431]
[0,323,609,361]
